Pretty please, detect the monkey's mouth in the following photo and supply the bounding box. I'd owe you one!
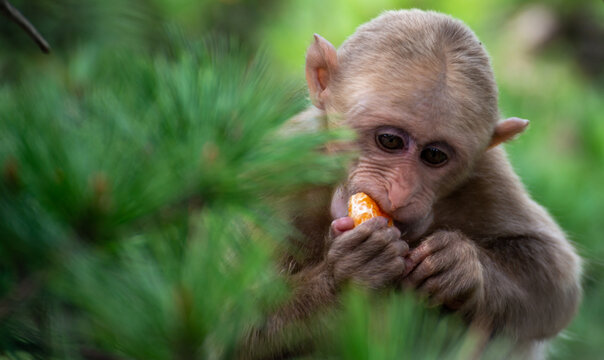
[393,211,433,243]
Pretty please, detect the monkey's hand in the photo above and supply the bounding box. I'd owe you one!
[402,230,484,310]
[326,216,408,289]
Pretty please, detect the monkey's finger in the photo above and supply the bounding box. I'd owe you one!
[334,230,402,280]
[392,239,410,257]
[337,234,404,285]
[353,227,400,262]
[378,238,409,265]
[417,272,448,298]
[403,249,450,287]
[413,276,449,308]
[331,217,388,253]
[361,253,406,287]
[402,236,449,277]
[419,272,474,310]
[330,217,355,238]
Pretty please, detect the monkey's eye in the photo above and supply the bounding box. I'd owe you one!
[377,134,404,151]
[421,146,448,166]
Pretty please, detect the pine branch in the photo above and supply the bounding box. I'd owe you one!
[1,0,51,53]
[80,347,126,360]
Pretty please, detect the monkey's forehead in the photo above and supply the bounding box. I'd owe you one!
[335,50,496,103]
[335,9,496,107]
[338,74,498,133]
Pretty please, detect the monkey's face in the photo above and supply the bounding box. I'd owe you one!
[329,96,485,241]
[309,11,506,241]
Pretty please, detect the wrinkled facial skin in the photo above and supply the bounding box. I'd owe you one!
[331,97,479,242]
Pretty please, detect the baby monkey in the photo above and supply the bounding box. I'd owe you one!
[249,9,582,360]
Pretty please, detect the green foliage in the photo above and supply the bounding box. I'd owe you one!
[60,209,288,359]
[0,37,349,358]
[314,288,517,360]
[320,290,471,360]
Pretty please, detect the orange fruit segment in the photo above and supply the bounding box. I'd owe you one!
[348,192,393,227]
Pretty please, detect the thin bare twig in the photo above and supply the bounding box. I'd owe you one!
[1,0,51,53]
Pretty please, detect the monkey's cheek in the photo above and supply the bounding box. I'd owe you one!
[392,205,432,225]
[330,186,349,219]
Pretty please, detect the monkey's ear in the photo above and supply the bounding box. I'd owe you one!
[488,117,530,149]
[305,34,338,109]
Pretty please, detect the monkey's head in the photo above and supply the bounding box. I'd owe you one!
[306,10,529,238]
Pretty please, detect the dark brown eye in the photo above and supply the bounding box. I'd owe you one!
[421,146,448,166]
[377,134,404,150]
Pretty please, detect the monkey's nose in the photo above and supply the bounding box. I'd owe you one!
[388,188,411,212]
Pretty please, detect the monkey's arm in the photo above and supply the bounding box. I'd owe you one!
[241,262,337,359]
[242,217,406,358]
[475,234,581,340]
[403,230,581,341]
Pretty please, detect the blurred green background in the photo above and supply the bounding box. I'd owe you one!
[1,0,603,359]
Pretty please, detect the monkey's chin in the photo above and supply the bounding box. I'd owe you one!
[393,212,433,244]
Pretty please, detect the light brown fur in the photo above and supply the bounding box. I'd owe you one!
[243,10,581,360]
